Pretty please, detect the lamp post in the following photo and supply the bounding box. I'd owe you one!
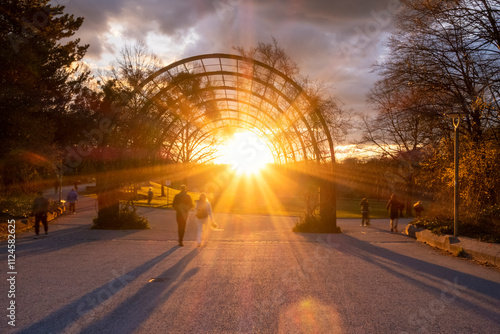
[58,166,63,204]
[445,111,467,237]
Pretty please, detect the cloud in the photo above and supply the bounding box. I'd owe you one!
[63,0,402,119]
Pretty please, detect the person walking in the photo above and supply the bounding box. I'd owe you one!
[413,201,424,218]
[54,179,60,194]
[66,188,78,214]
[386,194,401,233]
[31,191,50,238]
[172,185,193,247]
[147,187,154,206]
[360,198,370,226]
[194,193,216,247]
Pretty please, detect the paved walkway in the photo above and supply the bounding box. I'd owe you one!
[2,190,500,333]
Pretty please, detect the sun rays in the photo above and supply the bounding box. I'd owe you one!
[214,131,274,175]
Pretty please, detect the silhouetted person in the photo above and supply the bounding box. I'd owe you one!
[147,187,154,206]
[360,198,370,226]
[195,193,216,247]
[54,179,60,194]
[172,185,193,246]
[386,194,401,233]
[413,201,424,218]
[31,191,49,238]
[66,188,78,214]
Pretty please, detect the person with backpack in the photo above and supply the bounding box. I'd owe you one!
[195,193,216,247]
[172,185,193,247]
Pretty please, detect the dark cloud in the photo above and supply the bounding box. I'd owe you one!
[253,0,399,23]
[63,0,215,58]
[62,0,402,117]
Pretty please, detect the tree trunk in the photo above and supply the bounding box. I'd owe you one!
[96,162,121,228]
[320,179,337,232]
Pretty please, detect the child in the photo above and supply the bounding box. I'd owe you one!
[360,198,370,226]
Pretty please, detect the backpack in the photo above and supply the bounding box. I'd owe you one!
[196,202,209,219]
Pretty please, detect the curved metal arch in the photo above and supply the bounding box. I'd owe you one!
[194,98,300,161]
[144,84,309,160]
[204,121,285,164]
[143,72,318,162]
[153,69,306,124]
[158,94,302,162]
[137,73,307,141]
[165,113,284,160]
[164,110,289,164]
[137,92,294,163]
[136,53,303,94]
[168,119,286,165]
[133,53,335,164]
[139,68,318,156]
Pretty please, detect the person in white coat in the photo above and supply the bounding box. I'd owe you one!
[195,193,215,247]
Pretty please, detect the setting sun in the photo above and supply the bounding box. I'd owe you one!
[215,132,274,174]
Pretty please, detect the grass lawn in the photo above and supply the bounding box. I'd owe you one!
[337,198,390,219]
[133,183,392,219]
[0,184,395,226]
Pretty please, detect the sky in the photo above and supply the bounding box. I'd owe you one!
[60,0,402,132]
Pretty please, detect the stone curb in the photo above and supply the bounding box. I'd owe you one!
[405,223,500,268]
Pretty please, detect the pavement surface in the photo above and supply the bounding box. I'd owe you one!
[2,186,500,333]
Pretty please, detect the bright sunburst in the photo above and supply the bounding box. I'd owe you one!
[215,132,274,174]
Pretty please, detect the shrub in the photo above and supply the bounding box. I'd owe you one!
[92,203,150,230]
[119,205,150,230]
[416,139,500,243]
[412,203,500,243]
[0,194,36,218]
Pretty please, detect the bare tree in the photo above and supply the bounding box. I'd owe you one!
[361,76,442,214]
[368,0,500,215]
[234,37,300,78]
[381,0,500,144]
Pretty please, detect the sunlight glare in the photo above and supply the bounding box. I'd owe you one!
[215,132,274,174]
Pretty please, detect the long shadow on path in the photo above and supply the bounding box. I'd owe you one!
[1,224,140,257]
[79,248,200,333]
[16,246,181,334]
[308,232,500,326]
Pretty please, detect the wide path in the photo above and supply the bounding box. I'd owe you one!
[1,191,500,333]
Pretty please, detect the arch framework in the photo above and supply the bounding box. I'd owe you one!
[131,53,338,230]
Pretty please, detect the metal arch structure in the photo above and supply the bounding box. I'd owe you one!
[131,53,337,231]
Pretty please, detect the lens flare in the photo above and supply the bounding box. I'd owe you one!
[215,132,274,174]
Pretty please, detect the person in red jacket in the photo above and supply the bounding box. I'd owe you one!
[386,194,402,233]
